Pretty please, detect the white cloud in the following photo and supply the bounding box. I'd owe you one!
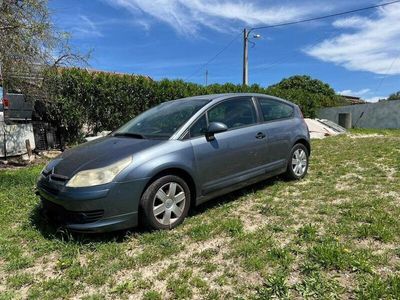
[337,88,389,102]
[306,3,400,75]
[338,88,370,96]
[61,14,152,39]
[365,96,386,102]
[104,0,332,35]
[332,16,371,29]
[69,15,103,38]
[132,19,151,31]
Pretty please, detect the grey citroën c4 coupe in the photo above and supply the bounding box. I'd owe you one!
[37,93,310,232]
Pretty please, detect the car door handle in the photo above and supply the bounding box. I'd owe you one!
[255,132,266,139]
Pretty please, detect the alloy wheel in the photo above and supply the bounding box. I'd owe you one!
[291,149,307,177]
[152,182,186,226]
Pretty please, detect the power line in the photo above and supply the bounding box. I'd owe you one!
[251,0,400,31]
[184,31,242,81]
[253,32,336,72]
[374,55,400,93]
[185,0,400,81]
[354,53,400,128]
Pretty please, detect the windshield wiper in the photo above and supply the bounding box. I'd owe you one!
[113,132,145,139]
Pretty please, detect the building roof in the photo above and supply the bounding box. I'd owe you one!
[0,65,152,83]
[341,95,366,105]
[60,67,153,80]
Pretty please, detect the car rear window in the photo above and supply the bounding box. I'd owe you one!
[258,98,294,121]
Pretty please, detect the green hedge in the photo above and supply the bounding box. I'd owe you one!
[40,68,342,143]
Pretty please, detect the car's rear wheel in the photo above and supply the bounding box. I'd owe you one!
[140,175,190,230]
[285,144,309,180]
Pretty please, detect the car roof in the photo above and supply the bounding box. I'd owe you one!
[181,93,296,106]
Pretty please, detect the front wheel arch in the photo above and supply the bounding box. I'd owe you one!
[140,174,191,230]
[142,168,197,210]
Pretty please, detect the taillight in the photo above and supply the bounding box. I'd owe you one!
[3,98,9,109]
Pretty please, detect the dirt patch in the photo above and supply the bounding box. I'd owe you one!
[0,156,48,169]
[107,237,233,299]
[23,252,60,280]
[349,134,385,139]
[355,238,398,253]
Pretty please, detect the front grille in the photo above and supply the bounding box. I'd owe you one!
[41,199,104,224]
[41,170,69,183]
[49,173,69,182]
[40,184,60,196]
[42,169,51,176]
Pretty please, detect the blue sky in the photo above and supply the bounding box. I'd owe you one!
[50,0,400,101]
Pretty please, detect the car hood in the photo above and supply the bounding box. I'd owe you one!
[53,136,165,177]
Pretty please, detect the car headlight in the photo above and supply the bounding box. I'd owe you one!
[66,156,132,188]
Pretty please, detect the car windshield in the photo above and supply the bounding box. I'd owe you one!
[114,98,210,139]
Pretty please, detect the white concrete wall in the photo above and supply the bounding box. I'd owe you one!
[0,122,36,157]
[317,101,400,129]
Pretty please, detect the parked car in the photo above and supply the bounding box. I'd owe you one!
[36,93,310,232]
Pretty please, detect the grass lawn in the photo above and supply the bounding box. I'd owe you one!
[0,129,400,299]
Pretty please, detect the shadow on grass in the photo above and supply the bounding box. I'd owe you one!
[30,176,283,243]
[28,204,144,244]
[190,176,281,216]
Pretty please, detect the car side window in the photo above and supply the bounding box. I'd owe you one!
[207,98,256,129]
[258,98,294,121]
[189,114,207,138]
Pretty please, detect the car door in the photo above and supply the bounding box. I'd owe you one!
[256,97,296,166]
[189,97,268,195]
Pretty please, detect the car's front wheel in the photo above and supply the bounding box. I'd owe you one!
[140,175,190,230]
[285,144,309,180]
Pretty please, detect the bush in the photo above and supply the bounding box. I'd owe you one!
[388,91,400,100]
[39,69,342,143]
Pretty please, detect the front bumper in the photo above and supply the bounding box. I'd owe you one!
[36,176,149,233]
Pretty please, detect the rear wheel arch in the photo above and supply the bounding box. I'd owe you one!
[285,143,309,180]
[293,138,311,156]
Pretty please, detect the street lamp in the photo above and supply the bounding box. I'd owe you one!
[242,28,262,86]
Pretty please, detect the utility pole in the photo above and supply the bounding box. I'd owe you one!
[242,28,249,86]
[205,69,208,87]
[243,28,262,86]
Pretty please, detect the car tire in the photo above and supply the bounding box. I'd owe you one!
[140,175,191,230]
[285,143,309,180]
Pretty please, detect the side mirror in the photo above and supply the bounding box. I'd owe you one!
[205,122,228,141]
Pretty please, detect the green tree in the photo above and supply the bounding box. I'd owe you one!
[267,75,336,97]
[0,0,87,94]
[388,91,400,100]
[265,75,345,117]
